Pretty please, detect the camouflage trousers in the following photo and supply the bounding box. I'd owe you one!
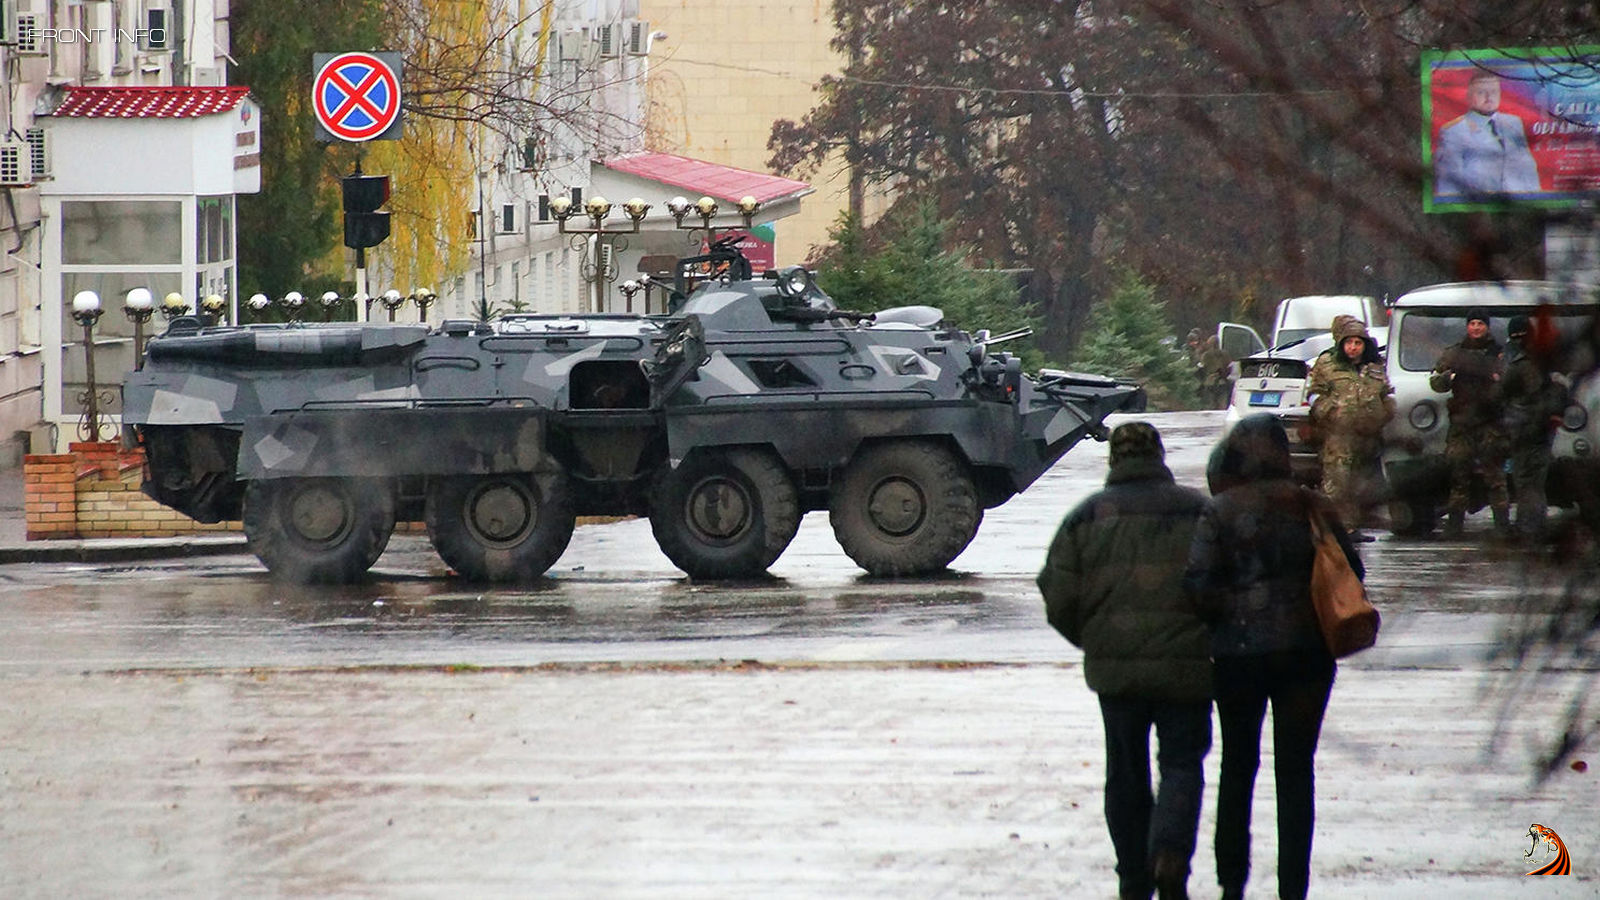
[1445,425,1509,515]
[1509,441,1553,536]
[1319,434,1382,529]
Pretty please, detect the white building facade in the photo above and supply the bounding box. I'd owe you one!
[0,0,247,455]
[458,0,810,320]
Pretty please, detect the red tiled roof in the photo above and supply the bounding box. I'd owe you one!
[602,152,812,204]
[47,86,252,119]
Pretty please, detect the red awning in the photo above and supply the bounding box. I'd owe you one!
[46,86,252,118]
[602,151,811,204]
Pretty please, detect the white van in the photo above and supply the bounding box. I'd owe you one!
[1271,295,1386,350]
[1380,281,1599,536]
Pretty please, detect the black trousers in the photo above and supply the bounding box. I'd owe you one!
[1213,651,1335,900]
[1099,695,1213,898]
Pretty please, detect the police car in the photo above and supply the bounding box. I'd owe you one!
[1223,333,1338,485]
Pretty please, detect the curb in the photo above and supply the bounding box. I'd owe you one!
[0,536,250,565]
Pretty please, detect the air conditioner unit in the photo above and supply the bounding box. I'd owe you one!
[556,29,583,62]
[14,11,47,56]
[0,140,34,187]
[626,20,649,55]
[596,24,617,59]
[25,127,48,180]
[142,7,170,52]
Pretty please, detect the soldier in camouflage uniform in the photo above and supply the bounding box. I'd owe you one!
[1308,317,1393,540]
[1430,308,1508,538]
[1499,315,1567,541]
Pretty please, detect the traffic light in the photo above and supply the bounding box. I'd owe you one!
[342,174,391,250]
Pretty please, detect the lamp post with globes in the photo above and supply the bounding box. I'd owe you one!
[380,288,406,321]
[71,290,113,441]
[200,293,226,326]
[411,287,437,322]
[160,292,190,323]
[246,292,272,321]
[665,195,764,298]
[548,195,650,312]
[280,291,305,322]
[123,288,154,371]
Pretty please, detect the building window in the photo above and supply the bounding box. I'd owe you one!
[198,196,233,263]
[62,200,181,265]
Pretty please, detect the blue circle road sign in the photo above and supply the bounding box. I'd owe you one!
[313,52,401,142]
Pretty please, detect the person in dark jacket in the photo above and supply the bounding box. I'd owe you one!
[1430,308,1508,537]
[1186,414,1364,900]
[1039,422,1212,900]
[1500,314,1567,541]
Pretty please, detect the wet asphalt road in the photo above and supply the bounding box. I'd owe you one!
[0,412,1578,673]
[2,411,1595,897]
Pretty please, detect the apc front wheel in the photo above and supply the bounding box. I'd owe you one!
[425,472,576,582]
[243,477,396,583]
[829,442,979,576]
[649,448,800,579]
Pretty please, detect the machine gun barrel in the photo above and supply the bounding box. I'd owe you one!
[978,327,1033,346]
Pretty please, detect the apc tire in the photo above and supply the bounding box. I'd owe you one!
[243,477,396,583]
[829,441,980,576]
[1387,497,1437,538]
[649,448,800,579]
[426,472,576,582]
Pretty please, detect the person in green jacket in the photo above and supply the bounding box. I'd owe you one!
[1038,422,1212,900]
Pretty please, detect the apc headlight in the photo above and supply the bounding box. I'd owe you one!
[776,265,814,299]
[1562,402,1588,432]
[1408,401,1438,431]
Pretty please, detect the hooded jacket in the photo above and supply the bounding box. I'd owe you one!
[1186,414,1364,658]
[1037,454,1211,701]
[1307,319,1394,437]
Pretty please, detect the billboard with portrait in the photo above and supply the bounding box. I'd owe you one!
[1423,48,1600,213]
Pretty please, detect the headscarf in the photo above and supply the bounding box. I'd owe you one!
[1206,413,1293,495]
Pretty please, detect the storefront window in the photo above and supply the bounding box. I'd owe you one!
[62,200,182,265]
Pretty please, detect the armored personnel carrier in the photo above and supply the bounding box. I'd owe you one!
[121,249,1144,583]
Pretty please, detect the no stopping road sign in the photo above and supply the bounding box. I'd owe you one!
[312,51,404,142]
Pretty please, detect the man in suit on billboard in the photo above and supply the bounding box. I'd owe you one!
[1434,69,1541,198]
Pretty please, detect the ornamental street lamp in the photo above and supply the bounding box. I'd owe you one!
[280,291,305,322]
[411,287,437,322]
[123,287,154,371]
[200,293,226,326]
[160,291,190,322]
[71,290,113,442]
[666,195,764,295]
[319,290,344,321]
[549,195,650,312]
[619,278,643,312]
[246,293,272,321]
[380,288,405,321]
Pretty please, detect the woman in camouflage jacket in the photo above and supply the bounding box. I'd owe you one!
[1306,317,1394,536]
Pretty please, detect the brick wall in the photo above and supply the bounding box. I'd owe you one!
[23,442,240,540]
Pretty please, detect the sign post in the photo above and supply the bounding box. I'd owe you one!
[313,51,404,321]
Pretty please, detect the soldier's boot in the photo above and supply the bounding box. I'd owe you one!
[1492,505,1513,540]
[1443,509,1465,539]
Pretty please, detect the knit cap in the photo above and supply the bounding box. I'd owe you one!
[1109,421,1165,465]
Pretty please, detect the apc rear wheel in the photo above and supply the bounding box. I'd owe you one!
[243,477,396,583]
[649,448,800,579]
[829,441,979,576]
[425,472,576,582]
